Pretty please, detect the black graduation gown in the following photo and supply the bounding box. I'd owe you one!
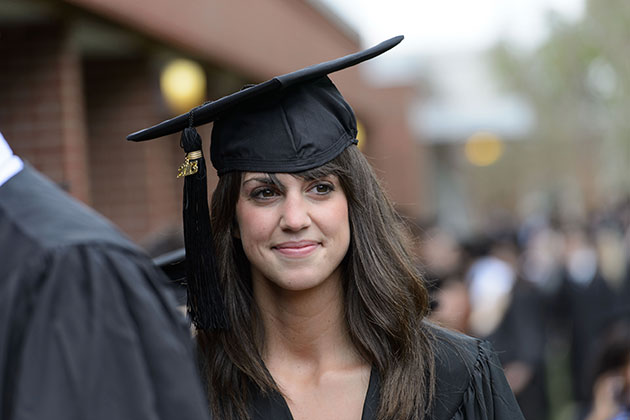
[484,280,548,420]
[553,266,630,404]
[0,165,210,420]
[246,326,524,420]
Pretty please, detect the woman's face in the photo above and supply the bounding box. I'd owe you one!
[235,172,350,293]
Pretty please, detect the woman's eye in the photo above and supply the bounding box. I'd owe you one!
[252,187,277,199]
[312,183,333,194]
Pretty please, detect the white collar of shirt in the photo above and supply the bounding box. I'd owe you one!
[0,132,24,187]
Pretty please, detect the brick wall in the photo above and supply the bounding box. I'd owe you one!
[351,85,425,218]
[0,22,188,244]
[83,57,182,243]
[0,22,90,203]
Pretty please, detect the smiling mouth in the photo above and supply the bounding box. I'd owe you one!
[272,241,320,257]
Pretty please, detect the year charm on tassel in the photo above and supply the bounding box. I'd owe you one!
[177,150,203,178]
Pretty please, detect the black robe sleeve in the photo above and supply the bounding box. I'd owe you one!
[8,247,209,420]
[0,165,211,420]
[431,326,525,420]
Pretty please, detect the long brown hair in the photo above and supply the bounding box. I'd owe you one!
[197,146,434,419]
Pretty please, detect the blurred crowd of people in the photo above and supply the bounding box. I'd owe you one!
[410,196,630,420]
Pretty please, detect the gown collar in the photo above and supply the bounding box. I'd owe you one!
[0,132,23,188]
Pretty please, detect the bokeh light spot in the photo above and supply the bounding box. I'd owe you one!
[160,59,206,115]
[356,119,366,150]
[465,131,504,167]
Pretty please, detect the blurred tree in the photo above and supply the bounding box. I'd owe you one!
[489,0,630,217]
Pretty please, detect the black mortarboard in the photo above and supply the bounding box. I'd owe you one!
[128,35,404,330]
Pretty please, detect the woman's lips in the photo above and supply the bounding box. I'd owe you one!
[273,241,319,257]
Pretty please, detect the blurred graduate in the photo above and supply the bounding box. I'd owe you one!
[0,132,210,420]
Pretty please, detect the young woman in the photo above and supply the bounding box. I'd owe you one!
[129,36,524,420]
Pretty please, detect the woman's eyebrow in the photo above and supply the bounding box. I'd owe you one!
[242,176,276,186]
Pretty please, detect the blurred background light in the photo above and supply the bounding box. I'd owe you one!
[160,59,206,115]
[356,119,366,150]
[464,131,504,166]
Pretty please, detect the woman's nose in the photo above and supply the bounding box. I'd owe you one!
[279,193,311,231]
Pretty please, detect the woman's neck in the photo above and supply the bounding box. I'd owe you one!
[253,272,372,419]
[254,273,359,373]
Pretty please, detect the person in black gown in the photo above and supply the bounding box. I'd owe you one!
[0,132,210,420]
[129,36,524,420]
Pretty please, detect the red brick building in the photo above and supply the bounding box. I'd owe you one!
[0,0,424,250]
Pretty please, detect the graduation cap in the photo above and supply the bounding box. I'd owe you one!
[128,35,404,330]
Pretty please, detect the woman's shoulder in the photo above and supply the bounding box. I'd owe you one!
[429,324,486,379]
[426,323,525,420]
[427,324,482,413]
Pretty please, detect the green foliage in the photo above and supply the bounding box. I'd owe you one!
[488,0,630,204]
